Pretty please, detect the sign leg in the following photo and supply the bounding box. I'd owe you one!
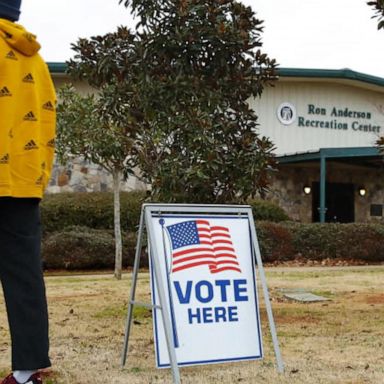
[248,213,285,373]
[121,208,145,367]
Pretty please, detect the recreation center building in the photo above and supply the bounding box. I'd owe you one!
[49,64,384,223]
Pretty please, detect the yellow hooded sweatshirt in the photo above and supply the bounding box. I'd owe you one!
[0,18,56,198]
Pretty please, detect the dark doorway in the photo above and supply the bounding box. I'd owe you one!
[312,182,355,223]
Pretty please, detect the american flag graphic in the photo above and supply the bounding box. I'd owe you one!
[166,220,241,274]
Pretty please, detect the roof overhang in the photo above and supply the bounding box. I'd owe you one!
[47,64,384,92]
[48,62,67,78]
[277,147,384,169]
[277,68,384,93]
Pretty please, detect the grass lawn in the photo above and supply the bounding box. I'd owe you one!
[0,266,383,383]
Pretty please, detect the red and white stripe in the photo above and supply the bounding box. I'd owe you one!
[171,220,241,274]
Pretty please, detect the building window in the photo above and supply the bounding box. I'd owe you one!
[370,204,383,217]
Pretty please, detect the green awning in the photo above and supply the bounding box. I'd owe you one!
[277,147,381,164]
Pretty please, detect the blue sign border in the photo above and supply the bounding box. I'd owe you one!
[150,214,263,368]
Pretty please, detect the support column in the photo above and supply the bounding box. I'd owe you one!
[319,154,327,223]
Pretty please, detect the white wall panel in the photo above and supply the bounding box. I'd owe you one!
[250,81,384,155]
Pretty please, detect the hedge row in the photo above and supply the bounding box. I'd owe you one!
[40,192,146,233]
[42,226,143,270]
[41,222,384,270]
[257,221,384,263]
[40,192,290,269]
[40,192,290,233]
[40,192,384,269]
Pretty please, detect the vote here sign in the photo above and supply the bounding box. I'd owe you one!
[149,214,263,368]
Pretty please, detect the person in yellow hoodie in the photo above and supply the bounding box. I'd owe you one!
[0,1,56,383]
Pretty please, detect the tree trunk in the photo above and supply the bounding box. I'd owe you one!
[113,169,123,280]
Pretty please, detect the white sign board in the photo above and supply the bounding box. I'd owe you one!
[149,214,263,368]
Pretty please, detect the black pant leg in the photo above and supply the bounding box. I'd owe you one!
[0,197,51,370]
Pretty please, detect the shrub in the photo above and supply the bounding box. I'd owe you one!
[40,193,289,234]
[42,226,147,270]
[255,222,384,264]
[290,223,384,263]
[40,191,384,269]
[42,222,384,269]
[248,199,290,222]
[289,223,345,260]
[41,191,146,233]
[338,224,384,262]
[256,221,295,263]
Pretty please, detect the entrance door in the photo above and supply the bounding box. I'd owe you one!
[312,182,355,223]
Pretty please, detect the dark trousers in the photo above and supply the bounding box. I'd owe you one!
[0,197,50,370]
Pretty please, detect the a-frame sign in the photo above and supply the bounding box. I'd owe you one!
[121,204,283,384]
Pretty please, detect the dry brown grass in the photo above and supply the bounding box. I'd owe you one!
[1,266,384,383]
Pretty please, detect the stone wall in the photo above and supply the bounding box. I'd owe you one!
[267,166,313,222]
[267,163,384,223]
[46,157,384,223]
[46,158,147,194]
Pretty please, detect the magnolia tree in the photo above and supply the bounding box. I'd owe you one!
[56,27,143,280]
[58,0,279,276]
[368,0,384,29]
[119,0,278,203]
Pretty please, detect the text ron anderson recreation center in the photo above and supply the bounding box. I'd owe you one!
[297,104,381,133]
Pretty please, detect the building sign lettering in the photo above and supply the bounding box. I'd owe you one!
[297,104,381,133]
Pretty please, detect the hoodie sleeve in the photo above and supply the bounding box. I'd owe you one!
[39,63,57,191]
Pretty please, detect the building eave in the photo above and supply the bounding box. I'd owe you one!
[278,67,384,92]
[277,146,382,164]
[47,63,384,92]
[48,62,67,76]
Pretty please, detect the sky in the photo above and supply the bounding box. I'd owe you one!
[19,0,384,78]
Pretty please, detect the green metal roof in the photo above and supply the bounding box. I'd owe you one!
[277,147,382,164]
[278,67,384,88]
[278,147,381,163]
[47,63,384,88]
[48,62,67,73]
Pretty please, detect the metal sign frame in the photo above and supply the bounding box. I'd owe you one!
[121,204,284,384]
